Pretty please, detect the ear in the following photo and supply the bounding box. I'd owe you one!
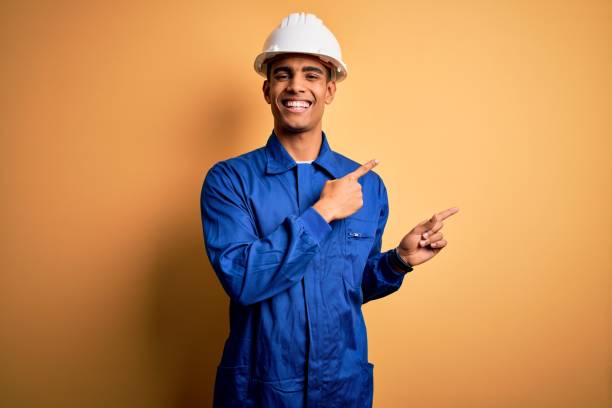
[324,80,337,105]
[263,80,271,104]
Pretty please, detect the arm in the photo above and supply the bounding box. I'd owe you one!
[201,163,331,306]
[361,179,408,304]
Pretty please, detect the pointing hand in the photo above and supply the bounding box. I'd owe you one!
[396,207,460,267]
[313,159,379,223]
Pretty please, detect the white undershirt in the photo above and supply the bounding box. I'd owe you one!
[295,160,314,164]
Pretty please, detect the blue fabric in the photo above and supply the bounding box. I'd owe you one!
[200,130,407,407]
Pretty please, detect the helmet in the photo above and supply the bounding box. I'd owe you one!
[254,12,348,82]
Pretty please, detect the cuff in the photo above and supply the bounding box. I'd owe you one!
[300,206,332,244]
[384,250,410,276]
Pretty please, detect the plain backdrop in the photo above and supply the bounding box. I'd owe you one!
[1,1,610,407]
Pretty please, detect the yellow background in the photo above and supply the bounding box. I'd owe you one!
[1,1,610,407]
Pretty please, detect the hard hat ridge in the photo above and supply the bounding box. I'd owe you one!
[280,12,322,27]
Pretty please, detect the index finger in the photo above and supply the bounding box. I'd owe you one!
[345,159,379,180]
[437,207,460,221]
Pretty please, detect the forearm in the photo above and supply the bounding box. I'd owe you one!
[361,249,407,304]
[205,206,331,306]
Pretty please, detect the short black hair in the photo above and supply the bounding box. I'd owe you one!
[266,60,333,82]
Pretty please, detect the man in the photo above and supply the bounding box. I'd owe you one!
[200,12,459,407]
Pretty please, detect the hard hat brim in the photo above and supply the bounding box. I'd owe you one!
[254,51,347,82]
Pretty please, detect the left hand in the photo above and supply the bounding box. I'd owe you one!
[396,207,459,267]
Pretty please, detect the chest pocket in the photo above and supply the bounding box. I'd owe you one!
[343,217,378,289]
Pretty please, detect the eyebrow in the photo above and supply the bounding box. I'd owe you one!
[272,66,325,75]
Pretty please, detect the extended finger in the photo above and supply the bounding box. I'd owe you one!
[346,159,379,180]
[437,207,460,221]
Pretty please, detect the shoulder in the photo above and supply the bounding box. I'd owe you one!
[201,148,266,211]
[204,146,266,188]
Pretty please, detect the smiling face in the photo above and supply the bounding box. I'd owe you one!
[263,53,337,135]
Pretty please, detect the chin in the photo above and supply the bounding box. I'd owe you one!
[276,117,310,133]
[283,124,311,133]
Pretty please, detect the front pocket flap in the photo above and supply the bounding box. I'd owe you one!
[346,217,377,239]
[265,376,305,392]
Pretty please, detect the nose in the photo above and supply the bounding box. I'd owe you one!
[286,74,306,94]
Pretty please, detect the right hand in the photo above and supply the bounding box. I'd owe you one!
[313,159,379,223]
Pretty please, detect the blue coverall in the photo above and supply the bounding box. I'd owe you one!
[200,130,408,407]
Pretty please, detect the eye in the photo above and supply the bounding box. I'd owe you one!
[307,74,320,80]
[275,74,289,80]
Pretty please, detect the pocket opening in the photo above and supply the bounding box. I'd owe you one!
[347,231,374,239]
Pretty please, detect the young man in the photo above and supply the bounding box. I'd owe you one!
[200,12,459,408]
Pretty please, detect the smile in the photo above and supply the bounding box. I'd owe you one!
[282,99,312,113]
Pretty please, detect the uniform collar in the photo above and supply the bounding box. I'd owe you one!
[265,130,342,179]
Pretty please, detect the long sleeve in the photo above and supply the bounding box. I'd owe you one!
[201,163,332,306]
[361,179,407,304]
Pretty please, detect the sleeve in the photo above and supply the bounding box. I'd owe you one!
[361,178,407,304]
[200,163,332,306]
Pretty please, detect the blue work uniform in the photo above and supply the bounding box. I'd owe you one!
[200,130,408,407]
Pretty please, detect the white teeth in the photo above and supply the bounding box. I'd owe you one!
[285,100,310,108]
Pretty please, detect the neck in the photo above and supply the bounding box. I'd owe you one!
[273,123,323,162]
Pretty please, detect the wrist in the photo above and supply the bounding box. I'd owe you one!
[313,200,335,223]
[396,246,410,263]
[389,247,414,273]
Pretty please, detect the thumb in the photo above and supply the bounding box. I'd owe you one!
[417,213,437,231]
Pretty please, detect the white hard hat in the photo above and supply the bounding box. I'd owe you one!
[254,12,348,82]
